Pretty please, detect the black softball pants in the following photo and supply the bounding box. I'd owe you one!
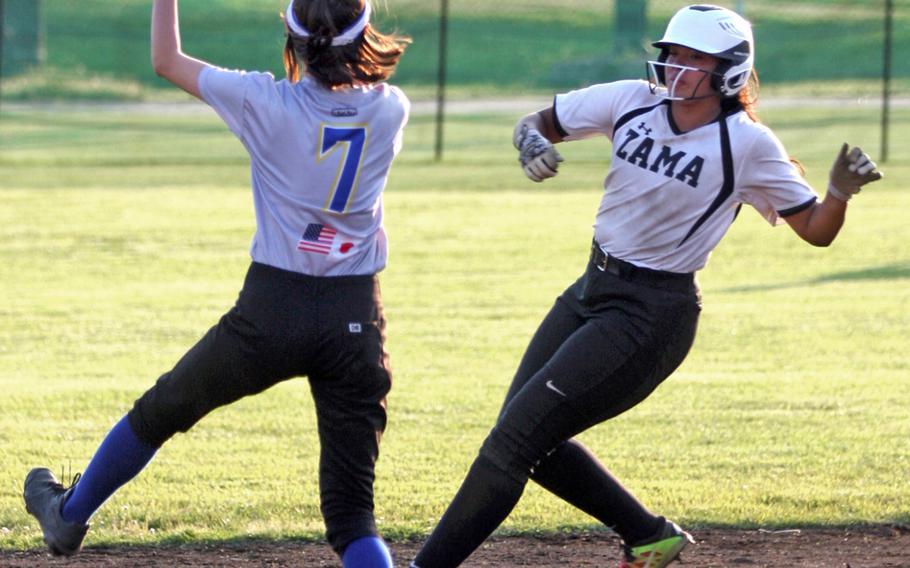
[126,262,392,554]
[414,247,701,568]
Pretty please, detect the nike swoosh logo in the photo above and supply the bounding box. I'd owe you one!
[545,380,567,397]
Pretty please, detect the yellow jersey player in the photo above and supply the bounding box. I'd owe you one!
[24,2,409,566]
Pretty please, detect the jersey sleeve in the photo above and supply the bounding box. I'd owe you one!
[388,85,411,155]
[737,127,818,226]
[198,66,278,140]
[554,80,648,142]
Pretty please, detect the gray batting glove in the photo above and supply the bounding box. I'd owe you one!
[514,124,563,183]
[827,142,883,202]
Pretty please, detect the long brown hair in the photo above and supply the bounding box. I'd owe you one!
[282,0,410,88]
[722,69,760,123]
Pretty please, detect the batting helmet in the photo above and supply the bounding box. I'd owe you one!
[650,4,754,98]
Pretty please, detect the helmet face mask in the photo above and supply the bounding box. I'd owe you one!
[648,4,754,100]
[646,60,718,101]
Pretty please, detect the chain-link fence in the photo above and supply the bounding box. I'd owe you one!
[421,0,907,160]
[413,0,906,95]
[1,0,906,155]
[1,1,905,96]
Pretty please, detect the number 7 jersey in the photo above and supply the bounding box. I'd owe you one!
[199,67,410,276]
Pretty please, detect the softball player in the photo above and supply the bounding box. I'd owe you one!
[24,1,409,566]
[411,5,882,568]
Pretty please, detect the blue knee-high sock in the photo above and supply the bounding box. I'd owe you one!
[61,415,157,524]
[342,536,394,568]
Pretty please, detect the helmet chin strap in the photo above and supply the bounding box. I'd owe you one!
[674,91,723,103]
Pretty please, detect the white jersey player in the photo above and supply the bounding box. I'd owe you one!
[555,78,817,273]
[24,2,409,567]
[411,5,882,568]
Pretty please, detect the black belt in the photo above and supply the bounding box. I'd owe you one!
[590,242,695,292]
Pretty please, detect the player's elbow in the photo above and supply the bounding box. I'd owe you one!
[789,207,843,247]
[151,46,181,79]
[802,232,836,247]
[151,54,172,78]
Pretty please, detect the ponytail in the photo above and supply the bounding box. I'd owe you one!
[282,0,410,89]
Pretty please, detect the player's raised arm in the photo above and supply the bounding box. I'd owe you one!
[151,0,210,99]
[784,143,883,246]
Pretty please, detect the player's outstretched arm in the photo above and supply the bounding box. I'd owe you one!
[151,0,210,99]
[513,108,564,183]
[784,143,883,246]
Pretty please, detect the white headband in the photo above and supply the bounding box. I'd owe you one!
[285,1,372,46]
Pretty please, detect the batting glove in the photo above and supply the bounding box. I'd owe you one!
[514,124,563,183]
[827,143,883,202]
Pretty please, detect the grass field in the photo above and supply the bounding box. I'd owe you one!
[0,101,909,552]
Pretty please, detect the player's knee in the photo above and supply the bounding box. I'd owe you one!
[128,375,211,447]
[479,423,545,484]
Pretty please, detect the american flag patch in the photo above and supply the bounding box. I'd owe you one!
[297,223,337,255]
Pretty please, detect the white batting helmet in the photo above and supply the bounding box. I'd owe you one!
[651,4,754,97]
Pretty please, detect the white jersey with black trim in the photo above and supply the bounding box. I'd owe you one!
[554,80,817,273]
[199,68,409,276]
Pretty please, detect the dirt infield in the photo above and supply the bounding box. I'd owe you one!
[4,526,909,567]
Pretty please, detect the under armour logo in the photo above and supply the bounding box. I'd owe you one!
[638,122,653,136]
[348,323,362,333]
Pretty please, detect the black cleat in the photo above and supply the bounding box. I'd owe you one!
[23,468,89,556]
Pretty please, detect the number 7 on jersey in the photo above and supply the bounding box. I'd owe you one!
[319,125,368,213]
